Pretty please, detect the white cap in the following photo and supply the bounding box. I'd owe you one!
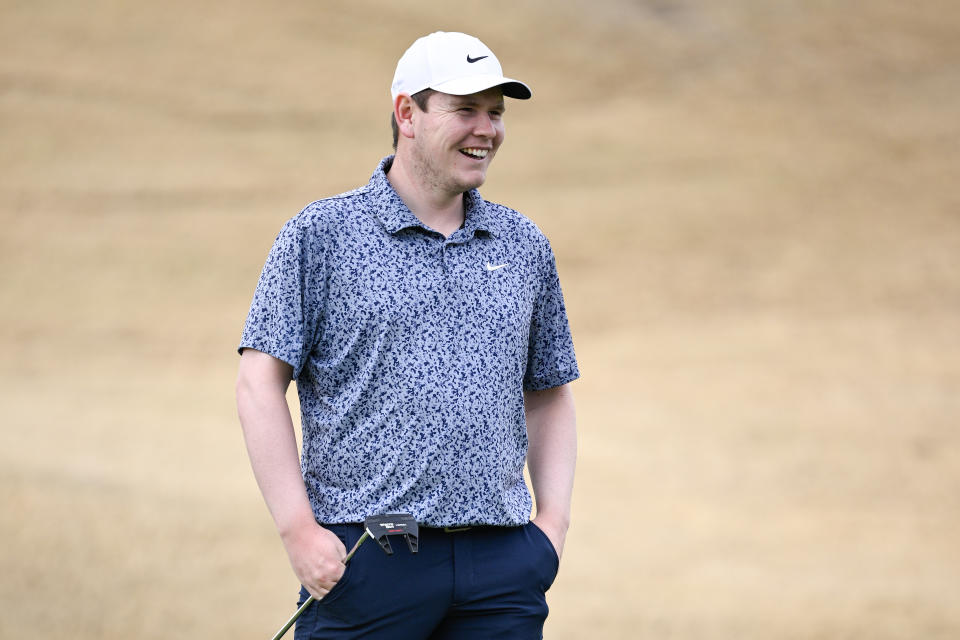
[391,31,532,101]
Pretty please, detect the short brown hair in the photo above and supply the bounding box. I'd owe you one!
[391,89,436,150]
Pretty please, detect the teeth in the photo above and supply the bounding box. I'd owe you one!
[461,148,488,159]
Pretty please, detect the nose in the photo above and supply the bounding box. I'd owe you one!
[473,112,497,138]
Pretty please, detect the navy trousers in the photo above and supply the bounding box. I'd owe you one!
[293,522,560,639]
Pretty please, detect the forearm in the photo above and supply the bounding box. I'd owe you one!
[525,384,577,530]
[236,350,348,598]
[236,355,315,537]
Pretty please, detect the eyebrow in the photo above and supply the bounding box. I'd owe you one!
[452,97,506,112]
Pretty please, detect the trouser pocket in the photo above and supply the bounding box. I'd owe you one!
[526,522,560,591]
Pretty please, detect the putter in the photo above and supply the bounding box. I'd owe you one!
[269,513,419,640]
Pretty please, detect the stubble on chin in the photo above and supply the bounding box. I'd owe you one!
[413,148,487,196]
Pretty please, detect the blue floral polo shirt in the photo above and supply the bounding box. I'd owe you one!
[239,156,579,527]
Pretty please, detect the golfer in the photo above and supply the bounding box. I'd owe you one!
[237,31,579,639]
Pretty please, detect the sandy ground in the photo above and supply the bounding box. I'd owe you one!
[2,1,959,638]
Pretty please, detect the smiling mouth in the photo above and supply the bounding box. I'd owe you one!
[459,147,489,159]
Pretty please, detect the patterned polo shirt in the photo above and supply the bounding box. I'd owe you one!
[239,156,579,527]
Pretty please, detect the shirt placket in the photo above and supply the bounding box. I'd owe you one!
[438,233,475,359]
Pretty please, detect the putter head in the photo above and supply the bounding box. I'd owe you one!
[364,513,419,555]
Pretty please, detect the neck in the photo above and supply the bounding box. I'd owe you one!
[387,152,465,238]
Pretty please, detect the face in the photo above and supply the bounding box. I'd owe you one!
[407,88,506,197]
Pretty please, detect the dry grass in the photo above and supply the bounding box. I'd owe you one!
[2,1,958,637]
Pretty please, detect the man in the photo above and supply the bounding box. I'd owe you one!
[236,31,579,638]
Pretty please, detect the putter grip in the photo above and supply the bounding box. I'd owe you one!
[270,596,313,640]
[268,531,370,640]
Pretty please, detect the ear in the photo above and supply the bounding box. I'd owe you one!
[394,94,416,142]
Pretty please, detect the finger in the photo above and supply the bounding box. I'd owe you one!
[306,585,328,601]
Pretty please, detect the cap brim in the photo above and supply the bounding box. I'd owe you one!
[430,74,532,100]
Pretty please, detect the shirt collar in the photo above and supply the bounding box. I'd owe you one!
[367,156,501,238]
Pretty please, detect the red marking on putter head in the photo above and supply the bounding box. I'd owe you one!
[364,513,419,555]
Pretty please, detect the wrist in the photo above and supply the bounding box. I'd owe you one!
[276,511,320,543]
[534,510,570,532]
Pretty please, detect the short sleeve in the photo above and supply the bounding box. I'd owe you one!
[523,243,579,391]
[238,216,326,379]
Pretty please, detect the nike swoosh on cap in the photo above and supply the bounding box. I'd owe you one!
[466,54,489,63]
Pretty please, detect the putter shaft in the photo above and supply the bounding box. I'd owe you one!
[269,531,369,640]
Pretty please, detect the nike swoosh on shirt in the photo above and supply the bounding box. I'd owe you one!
[486,262,508,271]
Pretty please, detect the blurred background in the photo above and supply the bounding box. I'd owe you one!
[2,1,958,637]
